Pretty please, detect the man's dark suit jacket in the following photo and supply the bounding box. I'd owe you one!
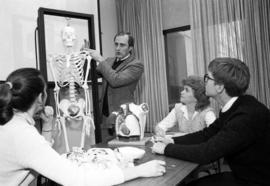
[96,53,144,119]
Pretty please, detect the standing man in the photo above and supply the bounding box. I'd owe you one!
[88,32,144,136]
[152,58,270,185]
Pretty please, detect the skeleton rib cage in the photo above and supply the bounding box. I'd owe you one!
[53,53,84,87]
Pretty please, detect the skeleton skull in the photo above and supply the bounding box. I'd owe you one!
[62,25,76,47]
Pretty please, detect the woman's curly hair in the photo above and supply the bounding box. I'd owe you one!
[182,76,210,111]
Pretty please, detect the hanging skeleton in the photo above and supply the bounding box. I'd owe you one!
[47,23,94,152]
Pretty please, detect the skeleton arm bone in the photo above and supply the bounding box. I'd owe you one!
[47,55,62,120]
[47,55,60,89]
[83,54,91,87]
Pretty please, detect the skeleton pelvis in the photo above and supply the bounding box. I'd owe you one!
[59,98,85,119]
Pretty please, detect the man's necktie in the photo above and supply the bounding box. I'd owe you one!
[112,59,124,70]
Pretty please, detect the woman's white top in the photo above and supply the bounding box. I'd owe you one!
[0,112,124,186]
[157,103,216,134]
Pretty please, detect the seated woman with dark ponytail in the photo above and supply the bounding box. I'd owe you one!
[0,68,165,186]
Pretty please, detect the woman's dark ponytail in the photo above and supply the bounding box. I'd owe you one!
[0,68,45,125]
[0,83,14,125]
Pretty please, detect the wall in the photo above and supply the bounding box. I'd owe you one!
[99,0,117,58]
[162,0,190,29]
[0,0,100,80]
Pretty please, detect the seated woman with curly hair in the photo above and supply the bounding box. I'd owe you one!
[155,76,216,137]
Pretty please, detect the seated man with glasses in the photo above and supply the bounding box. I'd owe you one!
[152,57,270,186]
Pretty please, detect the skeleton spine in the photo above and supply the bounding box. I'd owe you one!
[69,77,76,103]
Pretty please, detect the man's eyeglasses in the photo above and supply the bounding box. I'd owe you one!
[204,74,215,83]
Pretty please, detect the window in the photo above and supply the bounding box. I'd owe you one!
[163,26,193,109]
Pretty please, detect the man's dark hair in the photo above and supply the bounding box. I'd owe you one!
[208,57,250,97]
[114,31,134,47]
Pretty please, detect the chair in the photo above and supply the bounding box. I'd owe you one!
[192,158,222,179]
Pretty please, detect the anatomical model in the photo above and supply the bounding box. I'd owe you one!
[115,103,149,141]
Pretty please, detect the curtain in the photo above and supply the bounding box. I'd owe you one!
[242,0,270,107]
[190,0,270,108]
[115,0,169,132]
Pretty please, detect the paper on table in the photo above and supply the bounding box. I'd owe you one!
[116,146,145,161]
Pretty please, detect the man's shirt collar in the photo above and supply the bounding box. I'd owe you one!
[221,97,238,113]
[118,53,130,62]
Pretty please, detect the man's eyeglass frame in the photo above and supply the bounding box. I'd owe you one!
[204,74,215,83]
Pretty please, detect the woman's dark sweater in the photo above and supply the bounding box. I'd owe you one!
[164,95,270,185]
